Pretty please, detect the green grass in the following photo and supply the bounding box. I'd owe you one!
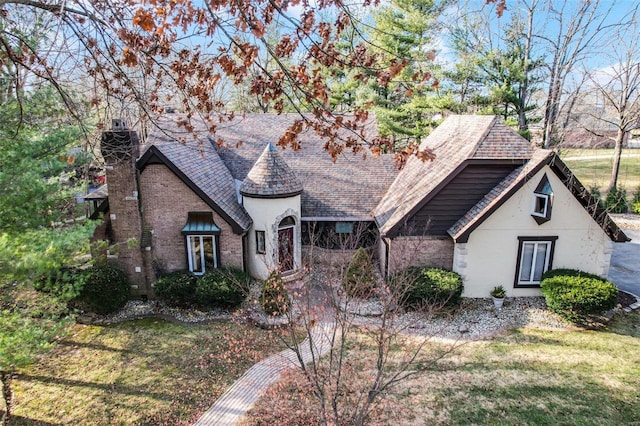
[243,311,640,425]
[436,315,640,425]
[559,148,640,196]
[11,319,286,425]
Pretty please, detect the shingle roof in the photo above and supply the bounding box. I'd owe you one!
[240,143,303,198]
[213,114,399,220]
[138,118,252,233]
[374,115,534,236]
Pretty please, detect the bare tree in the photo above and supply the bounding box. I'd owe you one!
[538,0,623,148]
[583,8,640,192]
[274,223,462,425]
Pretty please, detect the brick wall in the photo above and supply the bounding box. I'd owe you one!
[101,131,148,295]
[387,236,454,274]
[138,164,244,276]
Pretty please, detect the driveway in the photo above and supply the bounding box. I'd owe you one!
[608,228,640,297]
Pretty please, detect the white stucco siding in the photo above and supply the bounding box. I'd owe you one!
[455,166,613,298]
[242,195,301,280]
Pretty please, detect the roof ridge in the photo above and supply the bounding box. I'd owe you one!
[468,115,498,158]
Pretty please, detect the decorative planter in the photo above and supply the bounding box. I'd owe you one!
[492,296,505,309]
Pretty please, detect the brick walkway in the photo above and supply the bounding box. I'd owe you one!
[194,321,336,426]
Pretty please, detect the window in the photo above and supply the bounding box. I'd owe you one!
[182,212,220,274]
[278,216,296,273]
[255,230,266,254]
[531,174,553,224]
[187,235,217,274]
[335,222,354,234]
[515,237,557,286]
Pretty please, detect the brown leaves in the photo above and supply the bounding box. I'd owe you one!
[486,0,507,17]
[133,9,155,32]
[394,142,436,169]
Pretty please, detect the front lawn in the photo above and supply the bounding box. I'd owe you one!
[10,319,285,425]
[243,311,640,425]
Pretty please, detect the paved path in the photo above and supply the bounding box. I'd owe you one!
[609,228,640,297]
[194,321,337,426]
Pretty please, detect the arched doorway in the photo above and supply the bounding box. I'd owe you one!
[278,216,295,273]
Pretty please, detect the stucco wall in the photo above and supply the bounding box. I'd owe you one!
[386,236,454,275]
[139,164,244,275]
[454,165,613,298]
[243,195,301,280]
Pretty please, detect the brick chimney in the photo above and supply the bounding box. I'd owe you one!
[101,119,149,297]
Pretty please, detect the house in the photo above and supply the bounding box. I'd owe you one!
[92,114,627,299]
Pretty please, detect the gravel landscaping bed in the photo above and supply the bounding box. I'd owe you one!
[352,297,574,341]
[80,271,639,341]
[611,213,640,231]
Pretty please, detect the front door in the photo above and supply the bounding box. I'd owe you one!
[278,227,294,273]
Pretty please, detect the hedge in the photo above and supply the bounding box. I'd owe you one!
[395,267,463,309]
[540,269,618,322]
[73,263,130,314]
[195,268,249,309]
[153,270,197,307]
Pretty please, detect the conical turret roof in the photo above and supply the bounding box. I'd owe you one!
[240,143,303,198]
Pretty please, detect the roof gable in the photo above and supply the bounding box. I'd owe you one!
[137,135,252,234]
[448,151,628,243]
[374,115,534,237]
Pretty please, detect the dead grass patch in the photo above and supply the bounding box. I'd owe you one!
[11,319,285,425]
[243,312,640,425]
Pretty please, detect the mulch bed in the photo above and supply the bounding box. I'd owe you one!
[618,290,638,308]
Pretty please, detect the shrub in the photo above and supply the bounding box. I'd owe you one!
[260,271,290,316]
[632,187,640,214]
[34,266,83,300]
[588,185,603,207]
[396,267,464,309]
[73,262,130,314]
[342,248,376,299]
[195,268,248,309]
[540,269,618,323]
[605,187,628,213]
[541,268,603,281]
[153,270,197,307]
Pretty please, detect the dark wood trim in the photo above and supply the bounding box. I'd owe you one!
[137,146,247,234]
[454,153,553,243]
[548,156,629,243]
[240,189,303,199]
[386,161,469,238]
[513,236,558,288]
[465,158,529,166]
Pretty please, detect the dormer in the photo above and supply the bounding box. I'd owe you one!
[531,173,553,224]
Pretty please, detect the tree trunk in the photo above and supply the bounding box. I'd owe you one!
[1,371,12,426]
[607,128,626,193]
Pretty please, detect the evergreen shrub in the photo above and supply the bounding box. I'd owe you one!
[605,187,628,213]
[540,269,618,322]
[341,248,376,299]
[195,268,249,308]
[73,262,130,314]
[153,270,197,307]
[397,267,463,309]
